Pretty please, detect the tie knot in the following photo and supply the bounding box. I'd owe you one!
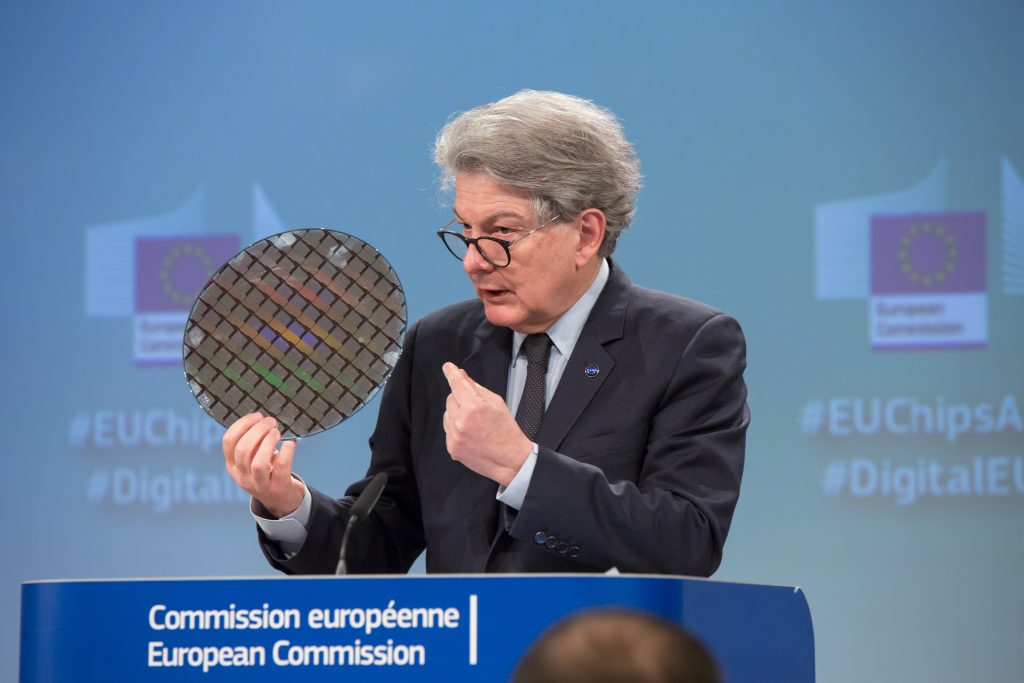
[523,333,552,367]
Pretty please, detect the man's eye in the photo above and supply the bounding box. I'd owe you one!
[495,225,515,235]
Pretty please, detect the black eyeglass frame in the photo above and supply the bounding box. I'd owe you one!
[436,214,563,268]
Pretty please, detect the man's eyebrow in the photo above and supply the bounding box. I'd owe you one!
[451,209,527,225]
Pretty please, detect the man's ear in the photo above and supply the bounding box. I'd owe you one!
[575,208,607,268]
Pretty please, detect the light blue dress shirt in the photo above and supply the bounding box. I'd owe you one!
[496,259,609,508]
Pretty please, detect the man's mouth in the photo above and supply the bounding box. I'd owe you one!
[478,287,510,302]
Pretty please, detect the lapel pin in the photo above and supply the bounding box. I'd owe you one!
[584,362,599,378]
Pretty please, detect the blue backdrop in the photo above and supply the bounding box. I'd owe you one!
[2,2,1022,681]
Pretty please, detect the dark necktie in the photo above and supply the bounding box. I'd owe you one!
[515,333,552,440]
[494,333,552,540]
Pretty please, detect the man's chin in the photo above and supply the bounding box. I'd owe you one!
[480,301,522,330]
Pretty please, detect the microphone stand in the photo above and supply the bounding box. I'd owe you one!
[335,472,388,575]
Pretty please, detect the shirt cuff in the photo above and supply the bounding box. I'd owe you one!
[251,477,312,557]
[496,443,539,510]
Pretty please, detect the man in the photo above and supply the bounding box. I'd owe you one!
[223,90,748,575]
[510,608,721,683]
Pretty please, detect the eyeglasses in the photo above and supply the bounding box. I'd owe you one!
[436,214,562,268]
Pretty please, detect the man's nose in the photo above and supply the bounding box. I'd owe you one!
[462,241,494,275]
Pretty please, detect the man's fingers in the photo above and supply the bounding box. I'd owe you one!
[442,410,460,460]
[225,412,264,442]
[249,428,280,490]
[270,439,298,484]
[442,409,451,433]
[441,362,459,383]
[233,416,277,473]
[443,362,476,391]
[443,363,468,410]
[222,413,265,467]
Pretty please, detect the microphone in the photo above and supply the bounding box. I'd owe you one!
[335,472,388,575]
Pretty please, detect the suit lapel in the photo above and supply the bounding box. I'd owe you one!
[535,260,630,452]
[535,328,611,451]
[460,319,512,399]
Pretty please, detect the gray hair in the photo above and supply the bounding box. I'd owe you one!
[434,90,641,257]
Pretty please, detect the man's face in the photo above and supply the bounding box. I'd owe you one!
[452,173,591,334]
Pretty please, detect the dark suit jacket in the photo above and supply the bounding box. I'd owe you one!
[260,260,748,576]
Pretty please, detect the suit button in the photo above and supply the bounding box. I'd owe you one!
[545,536,559,549]
[569,545,581,558]
[556,541,569,554]
[533,532,547,545]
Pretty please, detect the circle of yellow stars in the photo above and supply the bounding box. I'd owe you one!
[160,243,214,303]
[898,222,957,287]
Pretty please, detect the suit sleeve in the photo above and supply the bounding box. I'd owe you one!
[508,313,748,576]
[257,320,426,575]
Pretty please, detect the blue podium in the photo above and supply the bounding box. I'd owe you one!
[21,575,814,682]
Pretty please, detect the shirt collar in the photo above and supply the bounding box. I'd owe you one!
[511,258,610,364]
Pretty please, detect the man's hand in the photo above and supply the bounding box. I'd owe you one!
[442,362,534,486]
[222,413,305,518]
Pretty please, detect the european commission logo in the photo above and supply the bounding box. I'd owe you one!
[134,235,240,365]
[869,212,985,350]
[85,185,285,366]
[815,157,1024,350]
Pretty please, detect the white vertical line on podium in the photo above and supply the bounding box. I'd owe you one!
[469,594,478,665]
